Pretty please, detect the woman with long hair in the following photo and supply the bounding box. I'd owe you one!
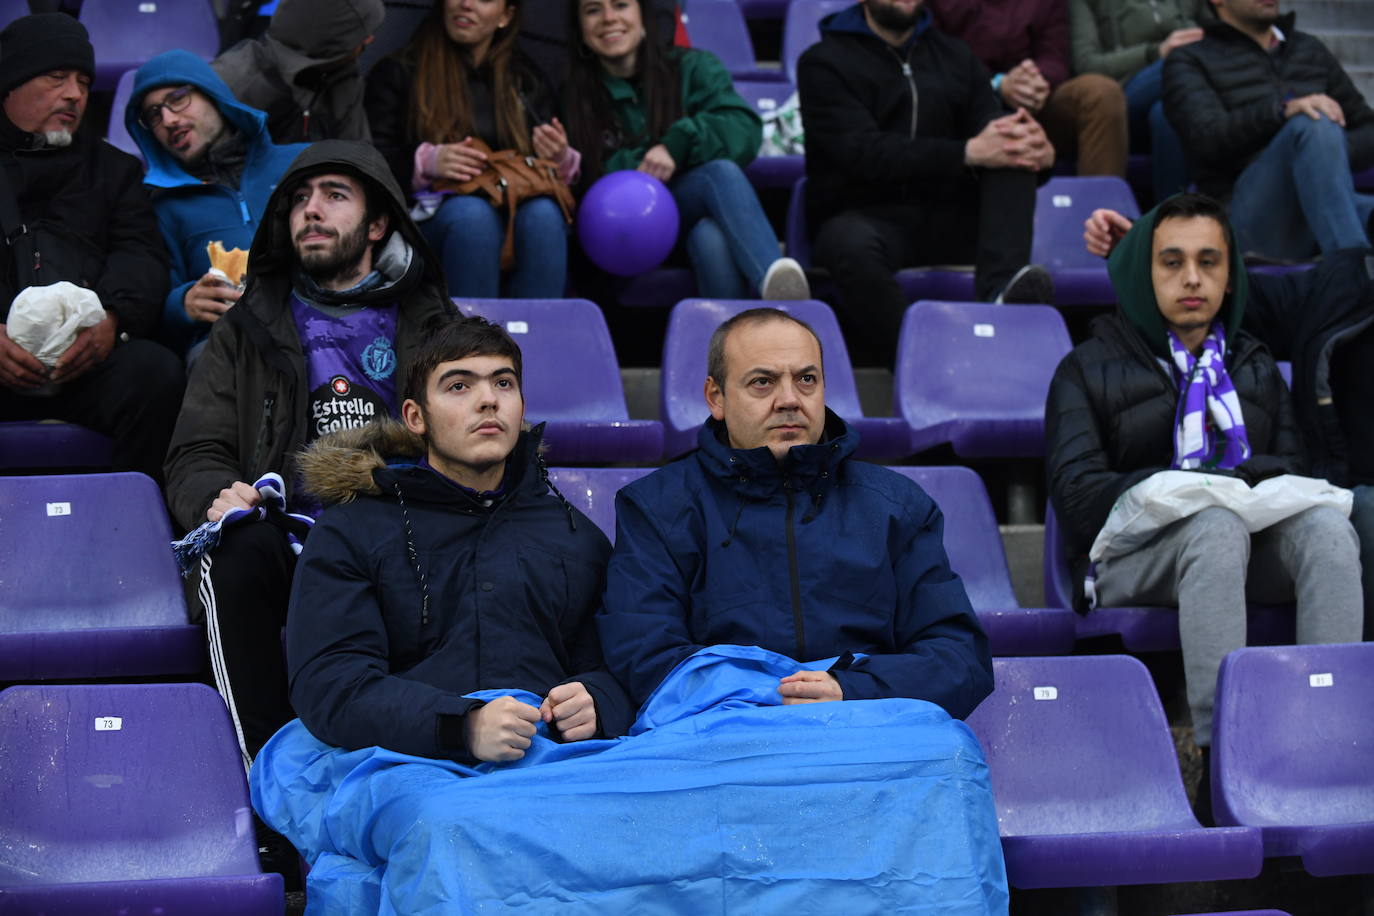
[366,0,575,297]
[564,0,808,300]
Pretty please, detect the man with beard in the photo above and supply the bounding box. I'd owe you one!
[164,140,454,780]
[1162,0,1374,260]
[796,0,1055,366]
[126,50,307,363]
[0,14,182,482]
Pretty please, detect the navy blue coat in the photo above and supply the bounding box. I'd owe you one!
[287,427,632,762]
[599,412,993,717]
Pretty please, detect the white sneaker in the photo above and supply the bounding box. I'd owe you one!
[760,257,810,301]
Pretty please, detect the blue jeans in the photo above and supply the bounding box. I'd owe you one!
[1123,59,1190,201]
[1229,115,1374,260]
[421,194,568,298]
[670,159,781,299]
[1349,484,1374,639]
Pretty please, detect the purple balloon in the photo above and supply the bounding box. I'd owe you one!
[577,170,680,276]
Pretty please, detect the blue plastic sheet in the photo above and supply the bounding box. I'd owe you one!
[251,645,1008,914]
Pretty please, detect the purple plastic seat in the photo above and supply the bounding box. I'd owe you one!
[735,81,803,191]
[545,467,654,543]
[1032,176,1140,306]
[660,298,911,459]
[1043,503,1296,650]
[0,0,29,27]
[888,466,1076,655]
[895,300,1071,457]
[1213,643,1374,877]
[106,67,143,163]
[613,267,697,308]
[683,0,786,83]
[79,0,219,90]
[0,472,201,681]
[0,420,113,470]
[782,0,850,85]
[965,655,1264,889]
[454,298,663,463]
[0,683,283,914]
[784,178,976,301]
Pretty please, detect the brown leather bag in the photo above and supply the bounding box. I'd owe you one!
[433,137,576,270]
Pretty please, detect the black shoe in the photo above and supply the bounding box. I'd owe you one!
[995,264,1055,305]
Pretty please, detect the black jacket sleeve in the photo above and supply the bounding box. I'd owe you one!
[1162,44,1286,168]
[94,149,169,339]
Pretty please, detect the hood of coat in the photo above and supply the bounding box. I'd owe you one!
[126,49,273,189]
[820,3,934,41]
[267,0,385,71]
[1107,196,1249,358]
[244,138,446,298]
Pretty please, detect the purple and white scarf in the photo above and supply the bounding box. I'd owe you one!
[1167,324,1251,470]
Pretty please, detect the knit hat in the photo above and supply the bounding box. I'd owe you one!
[0,14,95,96]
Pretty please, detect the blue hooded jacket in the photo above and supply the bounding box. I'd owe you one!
[125,50,307,356]
[599,410,993,717]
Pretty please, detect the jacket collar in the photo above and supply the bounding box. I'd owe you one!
[695,408,856,498]
[1202,10,1296,45]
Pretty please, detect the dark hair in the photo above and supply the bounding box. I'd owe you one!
[286,167,388,229]
[1153,192,1233,243]
[707,308,824,386]
[402,315,524,406]
[407,0,532,154]
[563,0,683,187]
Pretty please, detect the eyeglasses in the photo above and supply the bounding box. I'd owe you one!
[139,86,194,130]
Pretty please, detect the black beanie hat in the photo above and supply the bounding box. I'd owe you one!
[0,14,95,96]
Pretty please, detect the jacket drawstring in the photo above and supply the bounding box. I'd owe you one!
[720,493,748,548]
[393,481,431,625]
[536,450,578,532]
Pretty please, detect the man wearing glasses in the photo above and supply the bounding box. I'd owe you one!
[126,50,307,364]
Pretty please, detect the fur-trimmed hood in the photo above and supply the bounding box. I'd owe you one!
[296,415,424,506]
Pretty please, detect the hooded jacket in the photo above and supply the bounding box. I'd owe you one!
[127,50,308,357]
[0,91,166,336]
[287,418,632,762]
[212,0,383,144]
[163,140,454,532]
[796,5,1005,228]
[1045,203,1302,607]
[1162,12,1374,201]
[1069,0,1203,83]
[599,411,993,718]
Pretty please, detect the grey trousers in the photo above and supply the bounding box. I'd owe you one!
[1094,505,1363,746]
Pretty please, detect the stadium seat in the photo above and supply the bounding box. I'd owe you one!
[545,467,654,543]
[0,683,284,914]
[785,178,977,301]
[359,0,429,76]
[895,300,1071,457]
[889,466,1076,655]
[781,0,850,85]
[1033,176,1140,306]
[106,67,143,162]
[0,420,112,470]
[738,0,791,22]
[660,298,911,459]
[613,267,698,309]
[454,298,664,463]
[736,81,803,190]
[965,655,1264,889]
[79,0,219,90]
[1212,643,1374,877]
[0,0,29,27]
[1043,503,1296,650]
[0,472,202,681]
[682,0,785,83]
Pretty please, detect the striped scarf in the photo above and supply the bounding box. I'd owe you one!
[1167,324,1251,470]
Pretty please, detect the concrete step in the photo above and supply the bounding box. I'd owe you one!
[1348,65,1374,104]
[1288,0,1374,32]
[1310,29,1374,68]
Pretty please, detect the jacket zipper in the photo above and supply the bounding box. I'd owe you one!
[784,486,806,660]
[249,393,275,473]
[888,47,919,139]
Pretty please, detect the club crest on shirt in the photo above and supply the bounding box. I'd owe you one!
[362,336,397,382]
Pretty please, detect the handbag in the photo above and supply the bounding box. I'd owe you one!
[432,137,576,271]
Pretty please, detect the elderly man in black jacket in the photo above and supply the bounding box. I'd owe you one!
[0,14,181,481]
[1047,194,1362,806]
[1163,0,1374,260]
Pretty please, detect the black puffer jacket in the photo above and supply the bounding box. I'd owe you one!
[1046,202,1302,607]
[288,418,632,762]
[1162,12,1374,201]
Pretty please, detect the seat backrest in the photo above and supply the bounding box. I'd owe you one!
[784,176,811,267]
[733,79,794,119]
[545,467,655,542]
[80,0,219,73]
[1213,643,1374,828]
[887,467,1020,611]
[894,300,1072,445]
[1041,502,1073,609]
[107,68,144,162]
[0,0,29,27]
[660,298,867,455]
[455,298,631,422]
[0,683,261,884]
[781,0,849,84]
[1032,176,1141,272]
[0,472,185,631]
[966,655,1197,835]
[683,0,757,72]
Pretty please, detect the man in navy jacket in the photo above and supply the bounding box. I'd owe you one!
[599,308,992,718]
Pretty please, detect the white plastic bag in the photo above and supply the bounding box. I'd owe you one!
[1090,470,1353,563]
[7,281,105,367]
